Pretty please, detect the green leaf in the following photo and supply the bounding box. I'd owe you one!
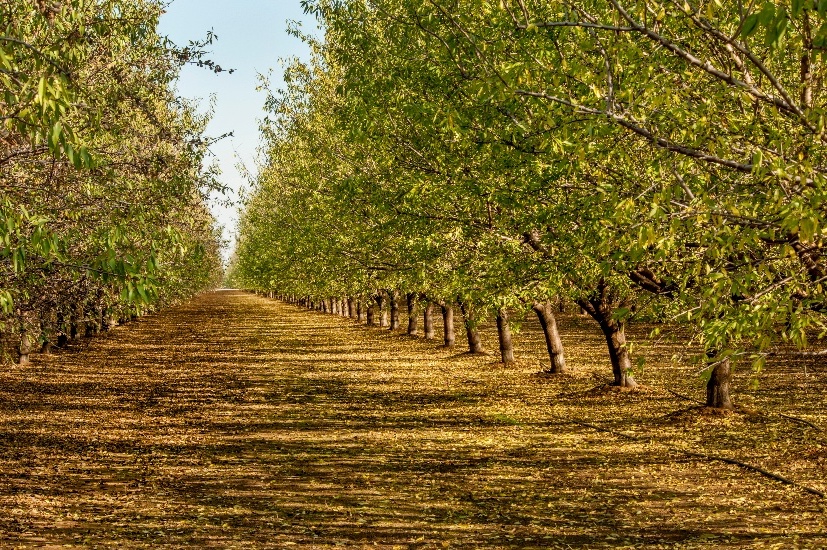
[741,14,760,37]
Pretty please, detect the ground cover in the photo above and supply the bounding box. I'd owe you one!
[0,290,824,548]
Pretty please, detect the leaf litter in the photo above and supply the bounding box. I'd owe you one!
[0,290,825,548]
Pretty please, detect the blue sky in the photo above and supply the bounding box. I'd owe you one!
[158,0,319,261]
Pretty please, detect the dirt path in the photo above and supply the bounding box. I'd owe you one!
[0,290,825,548]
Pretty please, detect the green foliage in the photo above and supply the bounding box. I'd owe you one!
[233,0,827,379]
[0,0,223,351]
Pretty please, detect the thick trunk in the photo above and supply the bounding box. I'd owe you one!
[577,289,637,388]
[389,290,400,330]
[18,335,31,365]
[376,293,388,327]
[406,293,418,336]
[706,357,734,409]
[460,302,484,354]
[332,298,339,316]
[598,319,637,388]
[18,311,37,365]
[423,302,435,340]
[532,300,566,374]
[357,300,364,322]
[366,302,376,326]
[348,298,356,318]
[496,308,515,364]
[440,303,455,347]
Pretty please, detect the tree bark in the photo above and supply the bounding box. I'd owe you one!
[18,310,38,365]
[366,301,376,326]
[496,308,515,364]
[357,300,364,322]
[440,303,455,347]
[460,301,484,354]
[389,290,400,330]
[376,293,388,327]
[706,356,734,409]
[532,300,566,373]
[348,297,356,318]
[423,302,435,340]
[406,293,418,336]
[598,318,637,388]
[578,291,637,388]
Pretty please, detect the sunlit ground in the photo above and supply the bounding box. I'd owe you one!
[0,290,824,548]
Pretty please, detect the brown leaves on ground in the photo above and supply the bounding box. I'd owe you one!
[0,291,825,548]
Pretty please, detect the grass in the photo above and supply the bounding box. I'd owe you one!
[0,290,824,548]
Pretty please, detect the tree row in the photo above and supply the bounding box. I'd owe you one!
[230,0,827,409]
[1,0,223,363]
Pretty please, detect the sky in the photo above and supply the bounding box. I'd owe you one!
[157,0,319,262]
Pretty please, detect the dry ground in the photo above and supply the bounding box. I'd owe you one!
[0,290,825,548]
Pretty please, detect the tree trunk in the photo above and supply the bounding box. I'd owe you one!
[460,301,484,354]
[706,356,734,409]
[440,303,455,347]
[18,310,37,365]
[423,302,435,340]
[348,297,356,318]
[389,290,400,330]
[532,300,566,373]
[598,318,637,388]
[496,308,515,364]
[376,293,388,327]
[366,302,376,326]
[577,289,637,388]
[357,300,364,322]
[406,293,418,336]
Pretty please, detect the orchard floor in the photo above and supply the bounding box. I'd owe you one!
[0,290,825,549]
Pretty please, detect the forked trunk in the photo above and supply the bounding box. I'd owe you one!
[460,302,484,354]
[578,292,637,388]
[440,303,455,347]
[532,300,566,373]
[389,290,400,330]
[406,293,418,336]
[423,302,435,340]
[496,308,515,364]
[706,357,734,410]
